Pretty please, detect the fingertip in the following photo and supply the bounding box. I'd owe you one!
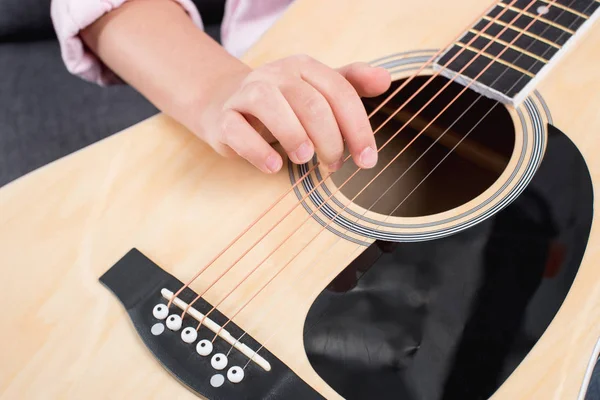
[358,146,378,169]
[265,153,283,173]
[374,67,392,89]
[346,64,392,97]
[378,68,392,92]
[327,157,344,172]
[363,67,391,97]
[290,140,315,164]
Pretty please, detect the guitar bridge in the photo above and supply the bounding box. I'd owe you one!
[100,248,322,399]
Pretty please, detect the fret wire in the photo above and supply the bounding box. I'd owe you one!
[453,42,536,77]
[467,28,551,62]
[497,2,576,33]
[482,16,563,48]
[538,0,590,19]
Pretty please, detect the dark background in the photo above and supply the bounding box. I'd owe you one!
[0,0,223,186]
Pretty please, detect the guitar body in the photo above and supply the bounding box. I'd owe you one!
[1,0,599,399]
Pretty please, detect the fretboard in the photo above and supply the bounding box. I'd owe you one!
[434,0,600,105]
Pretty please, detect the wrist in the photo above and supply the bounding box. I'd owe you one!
[172,63,251,139]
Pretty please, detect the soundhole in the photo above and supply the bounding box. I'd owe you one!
[331,75,515,218]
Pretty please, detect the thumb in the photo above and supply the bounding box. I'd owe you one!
[336,62,391,97]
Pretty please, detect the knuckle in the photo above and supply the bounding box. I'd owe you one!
[260,61,285,76]
[303,95,329,118]
[219,112,238,144]
[242,80,275,103]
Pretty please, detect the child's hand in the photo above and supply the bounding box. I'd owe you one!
[79,3,391,174]
[194,55,391,174]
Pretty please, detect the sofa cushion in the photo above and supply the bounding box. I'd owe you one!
[0,0,54,42]
[0,40,158,185]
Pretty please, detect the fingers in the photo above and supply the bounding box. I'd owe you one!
[226,81,315,165]
[212,57,392,174]
[281,80,344,168]
[298,57,379,169]
[218,110,283,174]
[337,62,392,98]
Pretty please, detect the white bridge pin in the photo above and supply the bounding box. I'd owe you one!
[196,339,213,356]
[211,353,228,371]
[227,366,244,383]
[166,314,182,331]
[210,374,225,388]
[152,304,169,320]
[151,323,165,336]
[181,327,198,343]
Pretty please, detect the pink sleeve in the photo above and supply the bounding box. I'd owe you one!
[50,0,204,85]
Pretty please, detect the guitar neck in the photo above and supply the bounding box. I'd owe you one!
[434,0,600,105]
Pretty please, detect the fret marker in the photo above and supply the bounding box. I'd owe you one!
[537,5,549,15]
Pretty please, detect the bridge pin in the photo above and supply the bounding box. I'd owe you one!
[150,323,165,336]
[166,314,182,331]
[211,353,228,371]
[210,374,225,388]
[181,327,198,343]
[152,304,169,320]
[227,366,244,383]
[196,339,213,356]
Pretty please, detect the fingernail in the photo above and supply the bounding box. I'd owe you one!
[328,158,344,171]
[293,141,313,163]
[265,154,282,173]
[360,146,377,168]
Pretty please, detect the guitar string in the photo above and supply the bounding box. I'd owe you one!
[217,74,497,345]
[297,0,592,358]
[189,0,547,332]
[191,0,550,334]
[166,0,502,310]
[236,0,587,368]
[172,0,517,318]
[224,238,370,358]
[173,0,514,315]
[168,0,513,311]
[223,76,494,353]
[241,0,588,369]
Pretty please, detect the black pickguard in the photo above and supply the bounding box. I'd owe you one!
[100,249,324,400]
[303,123,594,400]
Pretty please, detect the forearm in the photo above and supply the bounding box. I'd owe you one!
[81,0,250,130]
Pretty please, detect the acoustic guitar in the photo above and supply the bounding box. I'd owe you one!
[1,0,600,398]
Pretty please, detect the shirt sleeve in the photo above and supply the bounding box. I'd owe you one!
[50,0,204,85]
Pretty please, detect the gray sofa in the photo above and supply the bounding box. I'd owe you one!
[0,0,223,186]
